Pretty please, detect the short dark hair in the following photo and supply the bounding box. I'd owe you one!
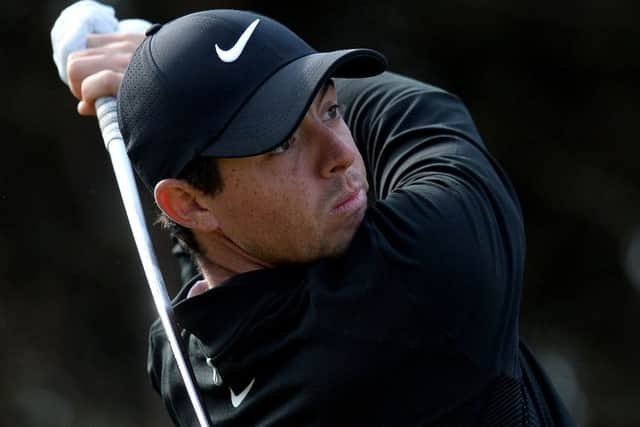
[156,156,223,256]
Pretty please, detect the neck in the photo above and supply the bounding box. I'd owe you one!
[195,230,274,288]
[195,256,251,288]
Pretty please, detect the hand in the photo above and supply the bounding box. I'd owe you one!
[66,32,145,116]
[50,0,150,115]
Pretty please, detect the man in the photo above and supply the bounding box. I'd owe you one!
[67,9,574,426]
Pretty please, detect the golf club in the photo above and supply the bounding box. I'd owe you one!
[51,2,212,425]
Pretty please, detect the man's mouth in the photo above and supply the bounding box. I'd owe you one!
[331,187,366,215]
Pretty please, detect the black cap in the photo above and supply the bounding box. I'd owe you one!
[118,10,387,190]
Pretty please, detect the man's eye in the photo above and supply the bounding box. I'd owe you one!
[325,103,343,121]
[270,136,294,154]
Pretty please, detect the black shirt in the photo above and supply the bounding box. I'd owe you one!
[147,72,574,426]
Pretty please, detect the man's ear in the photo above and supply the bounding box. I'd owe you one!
[154,179,219,232]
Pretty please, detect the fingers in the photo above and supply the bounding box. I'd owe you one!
[86,32,145,49]
[66,32,144,115]
[77,69,124,116]
[77,100,95,116]
[67,51,131,99]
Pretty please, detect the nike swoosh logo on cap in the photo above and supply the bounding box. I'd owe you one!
[215,19,260,63]
[229,378,255,408]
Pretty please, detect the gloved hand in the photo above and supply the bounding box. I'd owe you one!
[51,0,150,115]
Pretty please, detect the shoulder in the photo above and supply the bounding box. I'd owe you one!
[335,71,449,99]
[336,71,486,153]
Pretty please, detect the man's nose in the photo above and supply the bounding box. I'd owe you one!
[315,124,356,178]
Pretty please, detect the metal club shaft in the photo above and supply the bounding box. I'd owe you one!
[96,97,212,427]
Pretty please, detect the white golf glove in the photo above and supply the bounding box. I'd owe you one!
[51,0,151,85]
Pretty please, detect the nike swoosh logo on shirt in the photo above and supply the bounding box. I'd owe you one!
[229,378,255,408]
[215,19,260,63]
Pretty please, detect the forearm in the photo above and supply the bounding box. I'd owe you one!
[337,71,491,201]
[338,71,526,366]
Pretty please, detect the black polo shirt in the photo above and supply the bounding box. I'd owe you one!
[147,72,574,426]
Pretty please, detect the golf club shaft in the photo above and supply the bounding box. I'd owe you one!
[95,96,212,427]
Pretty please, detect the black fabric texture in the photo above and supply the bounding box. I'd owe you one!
[149,71,575,426]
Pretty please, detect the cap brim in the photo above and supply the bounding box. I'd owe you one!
[200,48,387,157]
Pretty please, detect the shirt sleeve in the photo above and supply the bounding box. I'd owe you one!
[336,72,526,374]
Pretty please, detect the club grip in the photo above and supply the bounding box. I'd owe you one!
[95,96,122,150]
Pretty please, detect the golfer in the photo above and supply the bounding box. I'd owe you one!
[66,9,574,426]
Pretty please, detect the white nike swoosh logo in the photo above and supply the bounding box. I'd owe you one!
[215,19,260,63]
[229,378,255,408]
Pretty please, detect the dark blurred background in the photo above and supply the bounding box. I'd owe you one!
[1,0,638,425]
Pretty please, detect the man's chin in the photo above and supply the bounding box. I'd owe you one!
[276,210,366,264]
[319,215,365,259]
